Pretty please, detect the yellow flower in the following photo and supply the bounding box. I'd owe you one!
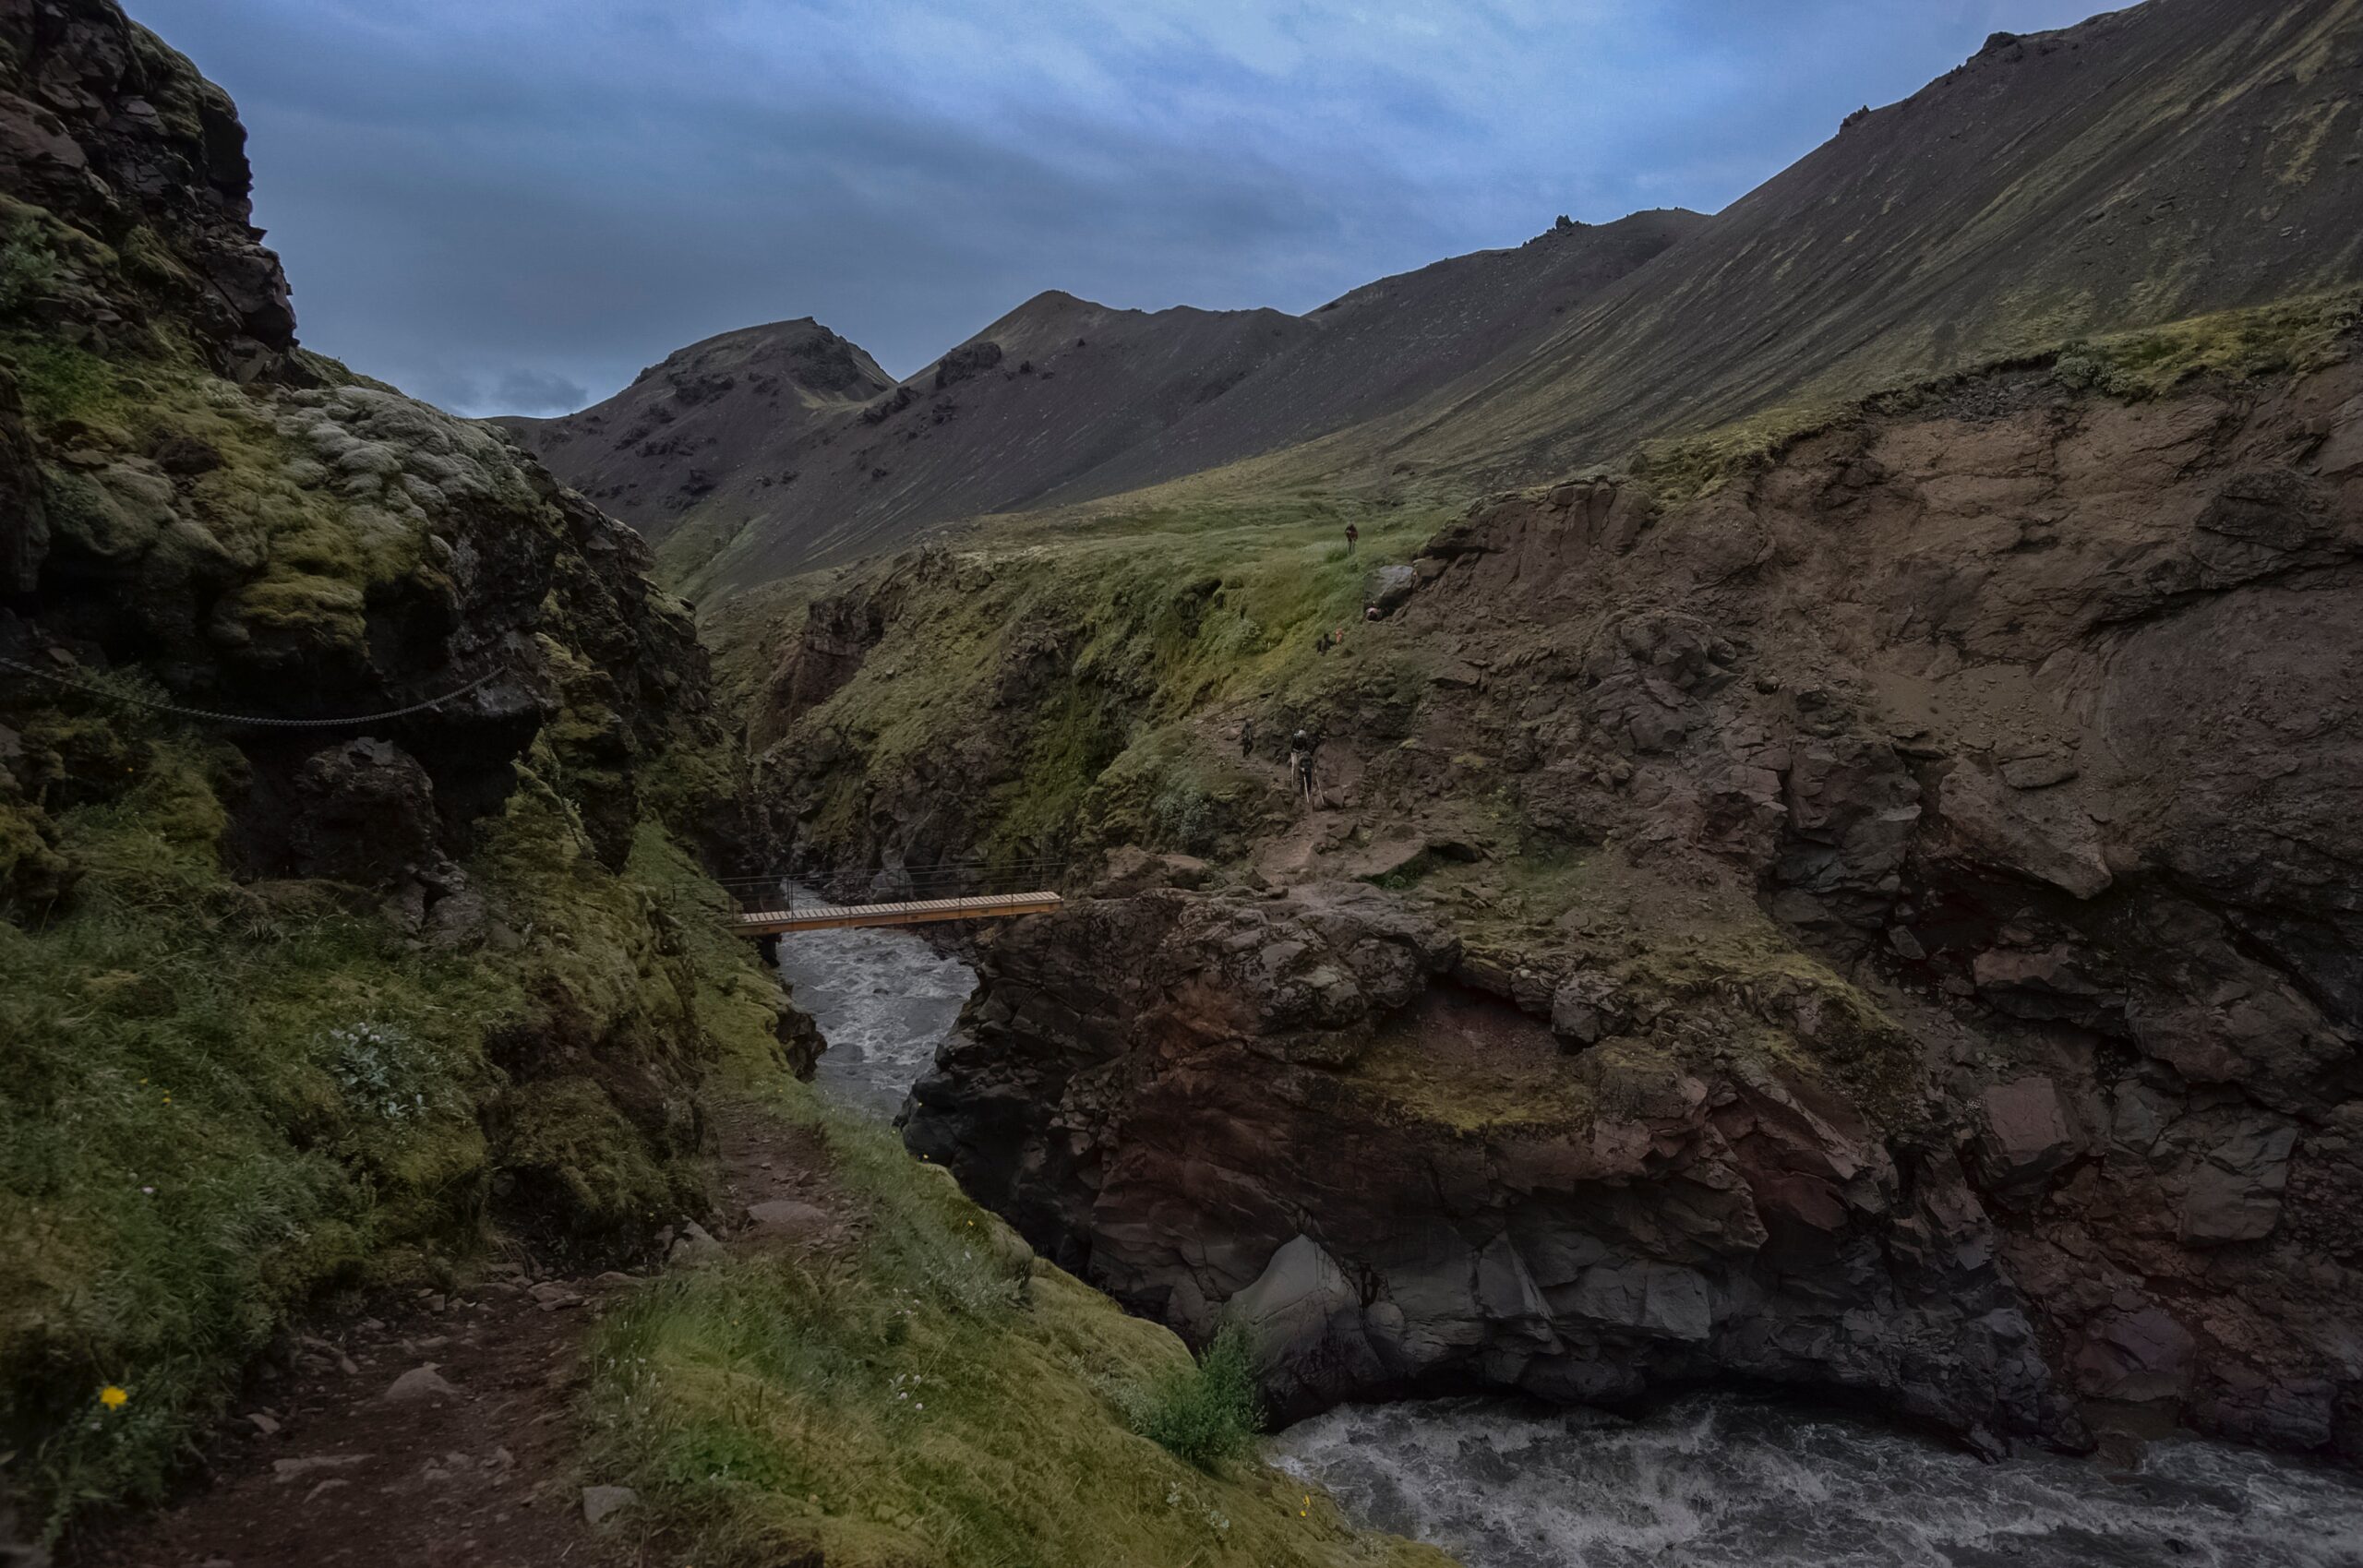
[100,1385,128,1409]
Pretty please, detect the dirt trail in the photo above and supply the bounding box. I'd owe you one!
[80,1100,847,1568]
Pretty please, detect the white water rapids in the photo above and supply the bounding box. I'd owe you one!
[776,911,2363,1568]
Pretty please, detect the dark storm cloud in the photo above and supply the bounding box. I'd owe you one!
[132,0,2105,416]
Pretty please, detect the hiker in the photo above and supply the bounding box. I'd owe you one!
[1289,728,1320,802]
[1315,629,1332,654]
[1239,717,1255,759]
[1345,523,1360,556]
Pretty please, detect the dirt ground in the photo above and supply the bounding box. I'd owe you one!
[78,1103,846,1568]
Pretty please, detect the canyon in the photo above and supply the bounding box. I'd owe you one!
[7,0,2363,1562]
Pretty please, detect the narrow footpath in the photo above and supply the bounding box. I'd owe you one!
[82,1103,849,1568]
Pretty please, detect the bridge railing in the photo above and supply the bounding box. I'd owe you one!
[714,858,1071,917]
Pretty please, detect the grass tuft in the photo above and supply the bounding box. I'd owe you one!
[1121,1323,1265,1470]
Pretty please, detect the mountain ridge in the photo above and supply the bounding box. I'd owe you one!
[511,0,2363,596]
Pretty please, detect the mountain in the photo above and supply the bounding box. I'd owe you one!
[505,214,1699,588]
[520,0,2363,594]
[1360,0,2363,483]
[497,317,894,547]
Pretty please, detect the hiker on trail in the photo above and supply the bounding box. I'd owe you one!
[1315,629,1332,654]
[1289,728,1320,803]
[1240,717,1255,759]
[1345,523,1360,556]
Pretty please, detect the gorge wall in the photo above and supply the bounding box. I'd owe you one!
[878,337,2363,1464]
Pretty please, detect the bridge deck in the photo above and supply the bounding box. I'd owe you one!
[733,891,1063,935]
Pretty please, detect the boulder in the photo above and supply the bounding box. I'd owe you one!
[2072,1307,2194,1403]
[2177,1117,2297,1245]
[1364,563,1419,614]
[380,1365,457,1404]
[1973,1076,2081,1203]
[287,738,443,891]
[1227,1236,1387,1416]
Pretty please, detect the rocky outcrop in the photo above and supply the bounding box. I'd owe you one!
[0,0,295,378]
[907,882,2071,1455]
[899,347,2363,1465]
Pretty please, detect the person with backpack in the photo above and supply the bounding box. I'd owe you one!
[1344,523,1360,556]
[1289,728,1321,803]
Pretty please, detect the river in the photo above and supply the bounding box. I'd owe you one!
[778,916,2363,1568]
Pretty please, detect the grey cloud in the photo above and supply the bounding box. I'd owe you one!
[134,0,2105,416]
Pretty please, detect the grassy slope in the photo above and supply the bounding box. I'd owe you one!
[582,1095,1451,1568]
[575,839,1454,1568]
[749,493,1452,869]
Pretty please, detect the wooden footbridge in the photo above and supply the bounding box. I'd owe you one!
[721,862,1065,939]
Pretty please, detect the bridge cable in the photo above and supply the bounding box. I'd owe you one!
[0,655,499,731]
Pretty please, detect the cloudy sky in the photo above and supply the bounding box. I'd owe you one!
[137,0,2105,416]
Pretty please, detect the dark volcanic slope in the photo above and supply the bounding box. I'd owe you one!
[1050,209,1707,503]
[1384,0,2363,480]
[498,317,894,548]
[516,221,1692,588]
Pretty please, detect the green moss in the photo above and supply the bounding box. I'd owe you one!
[0,690,762,1538]
[759,497,1449,868]
[2050,286,2362,399]
[491,1076,690,1239]
[1,337,126,428]
[580,1081,1454,1568]
[217,570,368,653]
[0,754,499,1526]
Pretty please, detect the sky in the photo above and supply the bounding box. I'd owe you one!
[136,0,2108,417]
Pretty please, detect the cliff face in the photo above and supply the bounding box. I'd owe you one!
[880,324,2363,1464]
[0,0,816,1526]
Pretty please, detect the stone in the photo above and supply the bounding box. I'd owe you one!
[668,1220,724,1264]
[1973,1077,2081,1203]
[1934,762,2110,899]
[286,738,443,891]
[1365,563,1419,614]
[742,1199,832,1241]
[381,1364,457,1404]
[272,1454,367,1483]
[581,1485,638,1528]
[2072,1307,2194,1403]
[1227,1235,1385,1416]
[2178,1118,2297,1245]
[1565,1262,1713,1342]
[1999,751,2079,790]
[1548,971,1617,1047]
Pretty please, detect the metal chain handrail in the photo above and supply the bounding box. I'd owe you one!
[0,654,498,730]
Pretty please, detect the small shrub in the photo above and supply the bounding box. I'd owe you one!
[2051,347,2105,390]
[0,221,62,315]
[1122,1324,1264,1469]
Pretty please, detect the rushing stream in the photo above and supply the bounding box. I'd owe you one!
[769,892,978,1118]
[779,916,2363,1568]
[1276,1396,2363,1568]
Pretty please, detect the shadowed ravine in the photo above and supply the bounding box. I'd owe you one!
[795,924,2363,1568]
